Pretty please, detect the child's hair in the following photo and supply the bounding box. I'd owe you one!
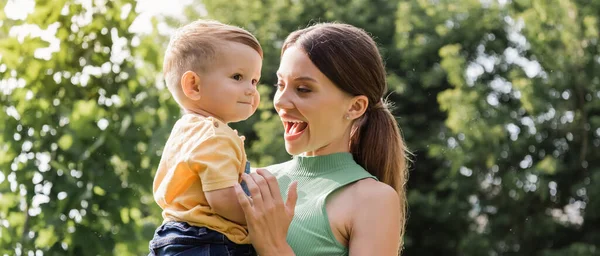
[163,20,263,103]
[282,23,410,252]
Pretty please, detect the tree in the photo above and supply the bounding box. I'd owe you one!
[438,0,599,254]
[0,0,169,254]
[399,0,600,254]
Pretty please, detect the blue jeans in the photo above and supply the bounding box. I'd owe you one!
[148,222,256,256]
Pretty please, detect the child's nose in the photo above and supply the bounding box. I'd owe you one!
[244,87,256,96]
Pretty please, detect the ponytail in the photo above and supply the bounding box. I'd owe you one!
[349,99,409,248]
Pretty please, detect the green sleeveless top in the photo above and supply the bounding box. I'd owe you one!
[266,152,377,256]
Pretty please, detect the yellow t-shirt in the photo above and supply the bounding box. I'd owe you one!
[153,114,249,244]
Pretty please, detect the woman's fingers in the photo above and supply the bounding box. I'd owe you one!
[237,171,297,255]
[256,169,283,205]
[250,172,274,208]
[234,183,253,215]
[286,181,298,217]
[242,173,264,210]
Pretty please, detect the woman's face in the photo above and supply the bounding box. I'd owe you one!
[274,46,355,156]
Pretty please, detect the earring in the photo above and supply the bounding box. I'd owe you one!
[345,114,350,120]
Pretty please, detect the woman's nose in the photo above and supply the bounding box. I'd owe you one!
[273,90,293,110]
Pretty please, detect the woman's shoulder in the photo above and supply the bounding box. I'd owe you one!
[333,178,399,216]
[351,179,399,210]
[326,177,400,248]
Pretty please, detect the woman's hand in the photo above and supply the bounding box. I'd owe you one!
[234,169,298,256]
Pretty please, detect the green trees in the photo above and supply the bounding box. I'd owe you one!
[1,0,598,255]
[0,0,170,254]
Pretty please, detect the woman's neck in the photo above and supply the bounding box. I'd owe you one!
[287,152,355,177]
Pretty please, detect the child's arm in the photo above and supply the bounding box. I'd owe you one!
[205,186,247,225]
[191,126,249,225]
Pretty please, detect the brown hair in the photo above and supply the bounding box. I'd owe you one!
[282,23,409,251]
[163,19,263,102]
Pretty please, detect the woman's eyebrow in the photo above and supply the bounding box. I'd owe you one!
[276,72,317,83]
[293,76,317,83]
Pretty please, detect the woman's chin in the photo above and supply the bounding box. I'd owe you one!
[284,143,303,156]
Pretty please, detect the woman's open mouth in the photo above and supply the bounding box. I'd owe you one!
[283,121,307,141]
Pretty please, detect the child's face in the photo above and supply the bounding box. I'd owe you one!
[195,41,262,123]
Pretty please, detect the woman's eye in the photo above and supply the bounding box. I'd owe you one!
[232,74,243,81]
[297,87,311,93]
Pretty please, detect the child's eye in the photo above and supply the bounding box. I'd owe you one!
[232,74,243,81]
[252,79,259,86]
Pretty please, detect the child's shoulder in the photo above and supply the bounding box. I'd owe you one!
[177,114,239,140]
[174,114,213,134]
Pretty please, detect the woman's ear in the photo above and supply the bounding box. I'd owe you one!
[181,71,202,101]
[347,95,368,120]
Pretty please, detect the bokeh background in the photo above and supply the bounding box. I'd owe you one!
[1,0,599,255]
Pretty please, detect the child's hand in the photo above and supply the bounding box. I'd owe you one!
[234,169,297,256]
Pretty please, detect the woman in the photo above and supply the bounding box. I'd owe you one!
[234,22,409,255]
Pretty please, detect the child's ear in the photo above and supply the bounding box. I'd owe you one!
[181,71,202,101]
[346,95,368,120]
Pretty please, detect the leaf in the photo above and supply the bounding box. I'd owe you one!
[536,156,559,175]
[35,226,58,248]
[120,208,130,224]
[93,186,106,196]
[58,134,74,150]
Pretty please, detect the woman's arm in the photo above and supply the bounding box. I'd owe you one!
[348,180,401,256]
[234,169,298,256]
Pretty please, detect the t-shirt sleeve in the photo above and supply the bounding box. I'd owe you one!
[188,131,244,192]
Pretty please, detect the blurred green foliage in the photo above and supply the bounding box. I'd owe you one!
[0,0,599,255]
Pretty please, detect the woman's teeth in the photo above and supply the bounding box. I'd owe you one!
[286,121,307,134]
